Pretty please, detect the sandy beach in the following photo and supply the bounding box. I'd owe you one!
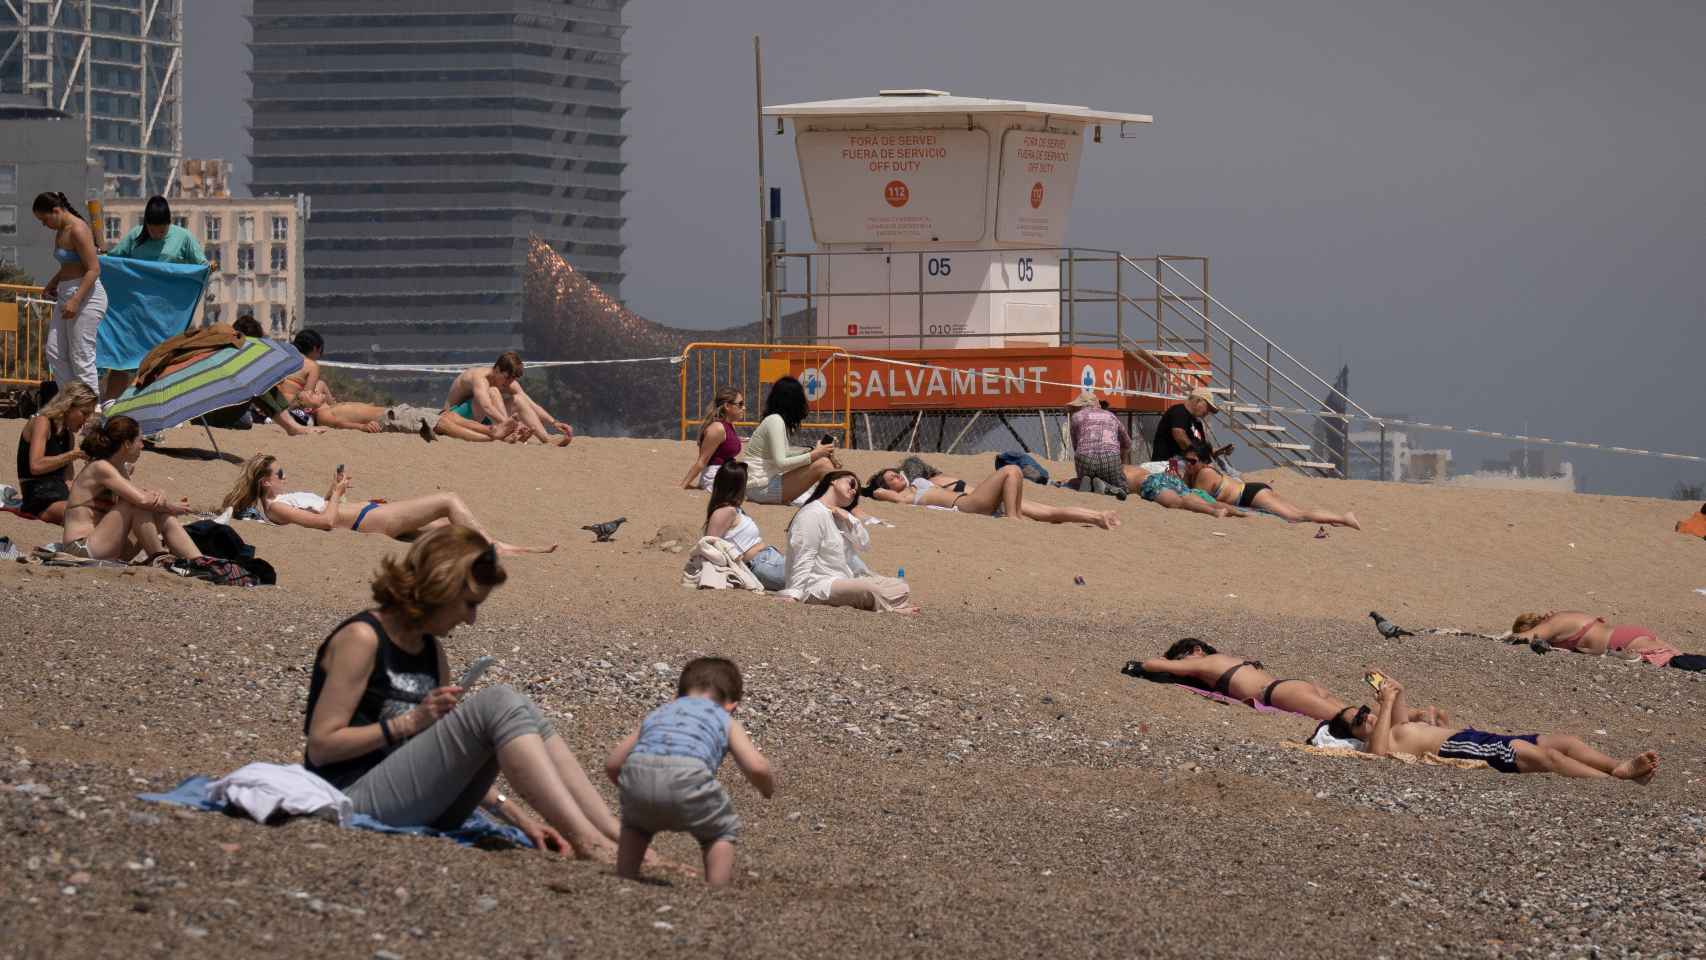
[3,420,1703,958]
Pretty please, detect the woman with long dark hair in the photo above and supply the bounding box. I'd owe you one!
[736,376,837,505]
[680,386,746,490]
[59,415,202,562]
[701,461,784,590]
[32,192,107,392]
[14,382,96,523]
[781,470,914,613]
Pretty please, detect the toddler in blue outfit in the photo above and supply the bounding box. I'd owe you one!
[605,657,775,886]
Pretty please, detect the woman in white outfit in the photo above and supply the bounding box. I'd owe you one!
[737,376,837,505]
[32,192,107,393]
[781,470,915,613]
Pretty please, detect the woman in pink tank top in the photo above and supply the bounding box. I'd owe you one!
[680,388,746,490]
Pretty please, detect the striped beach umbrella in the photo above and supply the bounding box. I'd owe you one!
[106,337,304,437]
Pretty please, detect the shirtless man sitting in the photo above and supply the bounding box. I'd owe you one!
[434,351,573,446]
[1131,638,1448,725]
[1333,675,1659,784]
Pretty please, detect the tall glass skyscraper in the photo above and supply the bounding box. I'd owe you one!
[247,1,628,374]
[0,0,184,198]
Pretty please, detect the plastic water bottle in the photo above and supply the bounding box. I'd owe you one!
[896,567,905,579]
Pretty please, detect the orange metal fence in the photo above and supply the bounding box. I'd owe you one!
[0,283,50,390]
[677,342,852,444]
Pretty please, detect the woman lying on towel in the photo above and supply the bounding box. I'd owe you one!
[862,465,1120,530]
[1180,443,1360,529]
[14,382,97,523]
[1131,637,1451,726]
[221,454,556,556]
[1509,610,1704,672]
[303,526,643,861]
[1136,457,1245,519]
[59,415,205,563]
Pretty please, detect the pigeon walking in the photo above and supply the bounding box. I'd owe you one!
[1369,611,1415,639]
[582,517,627,542]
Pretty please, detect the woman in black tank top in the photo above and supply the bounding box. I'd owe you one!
[303,526,635,863]
[14,383,96,522]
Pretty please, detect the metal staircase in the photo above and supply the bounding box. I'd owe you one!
[1061,252,1378,477]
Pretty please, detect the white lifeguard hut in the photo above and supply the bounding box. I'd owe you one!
[762,90,1151,350]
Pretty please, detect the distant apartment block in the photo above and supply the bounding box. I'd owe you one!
[103,192,310,339]
[0,2,183,198]
[246,1,628,379]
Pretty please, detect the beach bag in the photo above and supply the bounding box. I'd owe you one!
[681,536,762,592]
[185,519,257,561]
[169,555,260,588]
[994,451,1049,485]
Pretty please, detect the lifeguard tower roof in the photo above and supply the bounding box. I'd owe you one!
[763,89,1152,126]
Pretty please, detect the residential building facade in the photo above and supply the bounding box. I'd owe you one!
[0,2,184,198]
[102,194,310,339]
[246,1,628,392]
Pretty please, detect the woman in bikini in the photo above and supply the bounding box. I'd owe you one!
[1181,444,1360,529]
[220,454,557,556]
[59,415,204,563]
[863,465,1121,530]
[1131,638,1452,725]
[14,383,97,523]
[32,192,107,394]
[1509,611,1702,671]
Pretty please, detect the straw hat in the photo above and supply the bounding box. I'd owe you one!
[1067,389,1100,409]
[1186,386,1219,412]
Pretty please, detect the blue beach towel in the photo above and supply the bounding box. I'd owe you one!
[95,256,212,372]
[139,776,534,848]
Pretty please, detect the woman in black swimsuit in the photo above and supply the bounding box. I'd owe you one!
[14,383,96,523]
[1131,638,1451,727]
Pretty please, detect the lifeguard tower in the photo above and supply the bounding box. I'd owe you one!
[745,89,1366,474]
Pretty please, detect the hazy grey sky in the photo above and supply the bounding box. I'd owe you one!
[184,1,1706,495]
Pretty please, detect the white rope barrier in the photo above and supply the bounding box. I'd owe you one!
[318,355,682,374]
[319,349,1704,466]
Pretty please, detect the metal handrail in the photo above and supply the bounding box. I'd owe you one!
[1157,257,1379,425]
[1117,255,1378,471]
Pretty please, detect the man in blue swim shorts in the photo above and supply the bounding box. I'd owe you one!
[1331,674,1659,784]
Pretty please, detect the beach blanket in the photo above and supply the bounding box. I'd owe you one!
[1279,740,1488,771]
[139,775,533,848]
[94,256,211,372]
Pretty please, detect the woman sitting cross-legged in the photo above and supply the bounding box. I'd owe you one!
[702,461,785,591]
[14,382,97,523]
[782,470,916,613]
[59,415,204,563]
[862,465,1120,529]
[220,454,556,556]
[303,526,630,859]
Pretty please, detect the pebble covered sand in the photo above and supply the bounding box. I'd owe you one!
[2,423,1703,958]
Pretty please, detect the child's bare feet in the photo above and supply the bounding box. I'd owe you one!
[1612,751,1660,785]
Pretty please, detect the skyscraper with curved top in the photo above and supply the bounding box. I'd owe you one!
[247,1,627,391]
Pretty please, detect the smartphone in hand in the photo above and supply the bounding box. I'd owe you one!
[1364,671,1389,693]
